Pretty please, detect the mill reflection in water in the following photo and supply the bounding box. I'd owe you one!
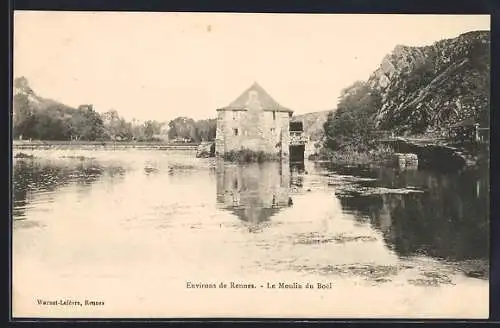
[12,150,489,317]
[216,160,299,228]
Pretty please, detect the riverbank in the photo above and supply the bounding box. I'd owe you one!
[310,140,489,170]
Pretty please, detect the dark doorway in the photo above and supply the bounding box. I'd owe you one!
[289,145,305,162]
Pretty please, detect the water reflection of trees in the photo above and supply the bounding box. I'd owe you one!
[337,167,489,261]
[12,159,126,219]
[216,160,292,229]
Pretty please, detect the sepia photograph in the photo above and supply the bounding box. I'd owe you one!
[12,12,490,318]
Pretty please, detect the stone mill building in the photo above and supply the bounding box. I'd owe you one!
[215,82,306,160]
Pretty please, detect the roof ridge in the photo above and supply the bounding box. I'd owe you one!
[218,82,292,112]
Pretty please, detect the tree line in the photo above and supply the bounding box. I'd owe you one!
[13,77,216,143]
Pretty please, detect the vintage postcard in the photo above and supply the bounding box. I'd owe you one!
[12,12,490,319]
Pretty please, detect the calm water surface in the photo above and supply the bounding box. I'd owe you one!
[12,148,489,318]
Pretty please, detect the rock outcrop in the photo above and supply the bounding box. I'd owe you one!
[368,30,490,135]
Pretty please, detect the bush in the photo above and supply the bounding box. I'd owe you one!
[222,149,280,163]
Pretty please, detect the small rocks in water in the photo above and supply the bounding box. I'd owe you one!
[465,270,485,278]
[307,188,312,192]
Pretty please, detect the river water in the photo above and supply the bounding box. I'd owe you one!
[12,148,489,318]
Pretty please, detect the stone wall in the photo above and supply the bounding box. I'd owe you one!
[215,110,226,155]
[215,107,291,156]
[278,112,290,157]
[393,153,419,170]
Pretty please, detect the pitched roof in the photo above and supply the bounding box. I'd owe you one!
[217,82,293,113]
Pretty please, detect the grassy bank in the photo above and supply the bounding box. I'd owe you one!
[309,145,394,165]
[222,149,280,163]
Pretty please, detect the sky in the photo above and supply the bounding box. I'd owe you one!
[13,12,490,122]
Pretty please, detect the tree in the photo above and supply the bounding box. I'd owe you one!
[168,120,178,140]
[324,81,382,151]
[141,120,163,140]
[143,120,156,139]
[13,94,34,139]
[167,117,216,142]
[167,117,197,141]
[70,106,106,140]
[195,119,217,142]
[102,110,134,141]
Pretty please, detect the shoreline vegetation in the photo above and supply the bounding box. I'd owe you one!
[221,149,280,163]
[309,140,488,169]
[309,145,395,165]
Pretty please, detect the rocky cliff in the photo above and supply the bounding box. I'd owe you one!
[368,30,490,135]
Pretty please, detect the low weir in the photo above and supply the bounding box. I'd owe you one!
[13,141,198,151]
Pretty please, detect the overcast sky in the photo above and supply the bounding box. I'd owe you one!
[14,12,490,122]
